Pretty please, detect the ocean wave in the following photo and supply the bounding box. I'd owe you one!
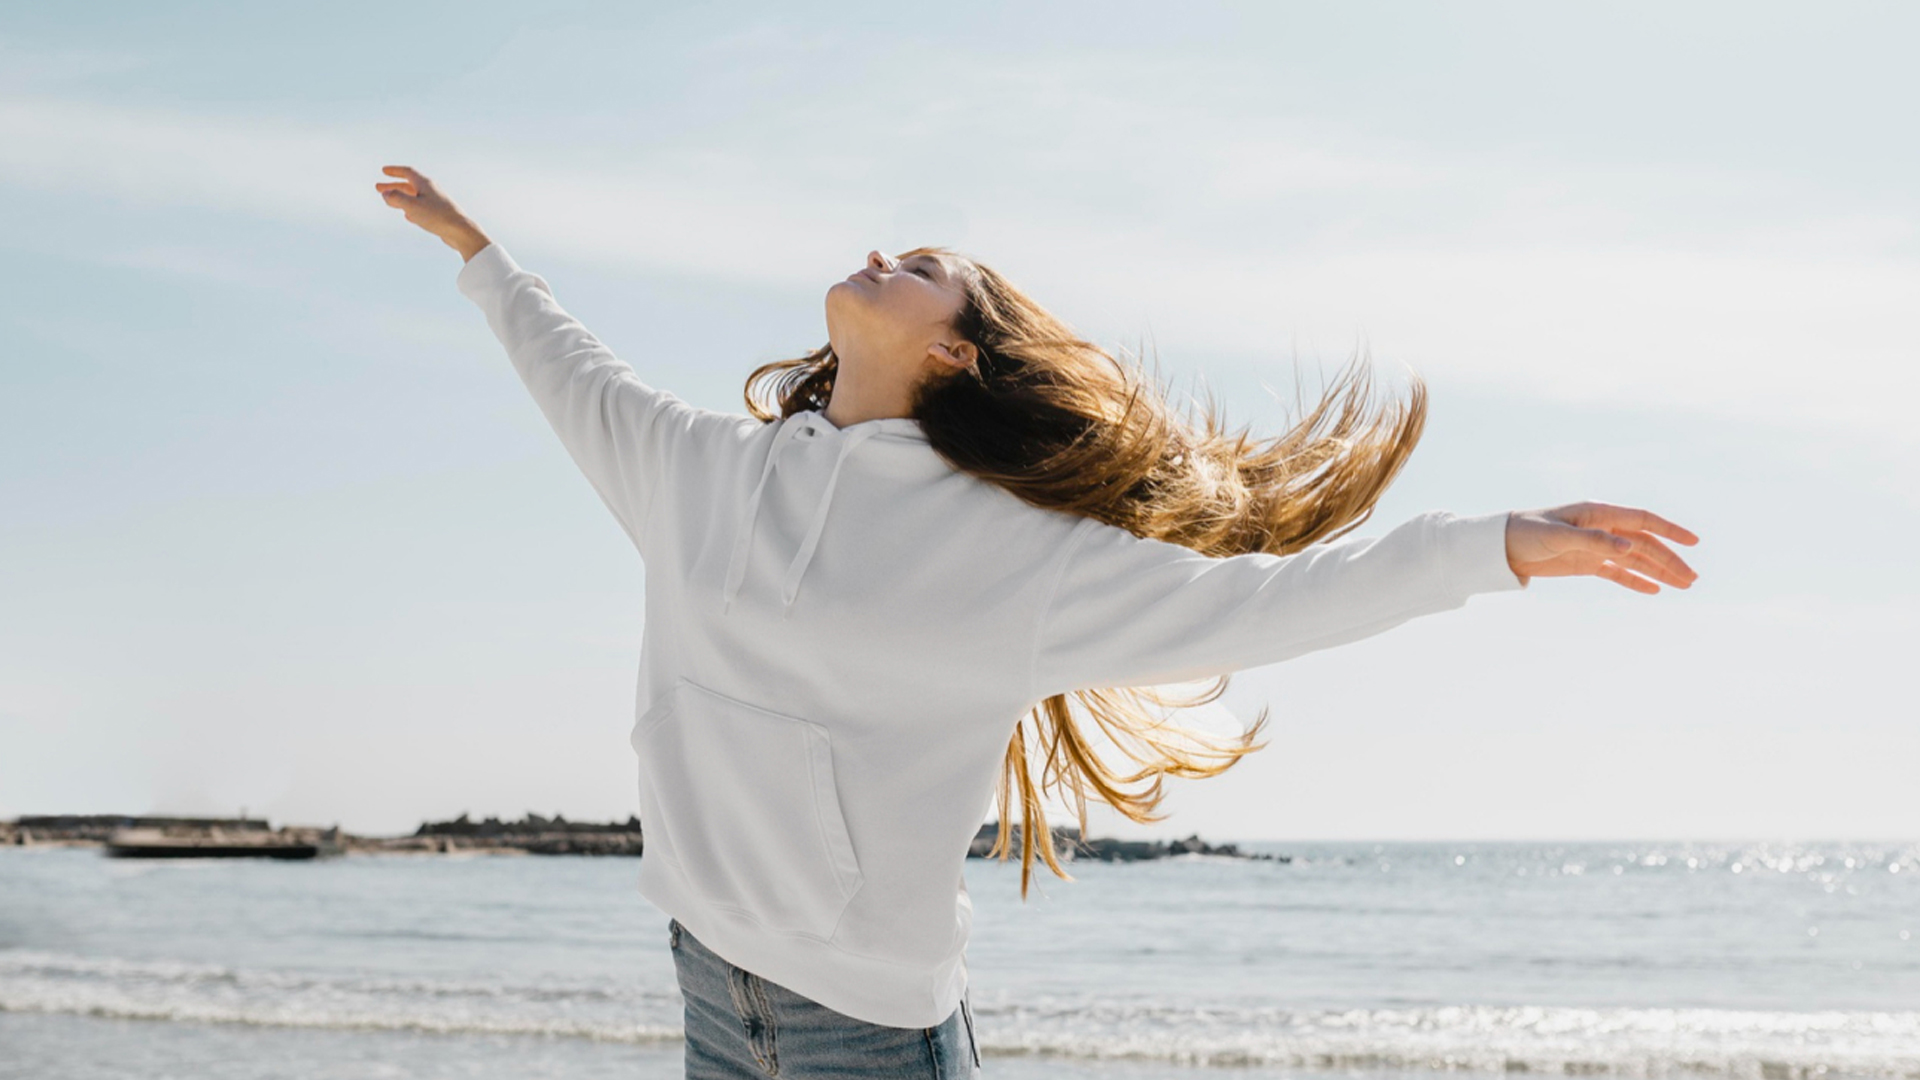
[5,952,1920,1075]
[974,1001,1920,1077]
[0,951,682,1044]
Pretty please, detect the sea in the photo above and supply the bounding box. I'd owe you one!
[2,840,1917,1080]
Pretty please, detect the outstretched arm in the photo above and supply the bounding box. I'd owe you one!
[1030,503,1698,699]
[375,164,735,551]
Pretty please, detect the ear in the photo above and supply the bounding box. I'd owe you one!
[928,339,978,374]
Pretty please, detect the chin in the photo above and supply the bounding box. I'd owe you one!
[824,280,859,319]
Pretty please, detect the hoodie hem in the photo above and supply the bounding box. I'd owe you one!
[640,863,964,1030]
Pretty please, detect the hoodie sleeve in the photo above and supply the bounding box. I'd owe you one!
[1029,509,1527,698]
[456,242,729,550]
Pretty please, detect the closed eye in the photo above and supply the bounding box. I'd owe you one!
[909,266,933,278]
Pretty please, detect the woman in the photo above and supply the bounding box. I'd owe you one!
[376,164,1697,1079]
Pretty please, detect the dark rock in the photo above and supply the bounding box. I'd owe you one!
[397,812,647,855]
[969,823,1288,863]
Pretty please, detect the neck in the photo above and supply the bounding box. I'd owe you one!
[821,362,917,430]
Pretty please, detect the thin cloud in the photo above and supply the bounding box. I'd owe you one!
[0,36,150,91]
[3,89,1913,447]
[0,95,370,226]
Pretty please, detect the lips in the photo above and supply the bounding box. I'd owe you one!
[849,268,878,283]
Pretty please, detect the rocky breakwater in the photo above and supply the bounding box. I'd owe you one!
[4,815,342,858]
[6,814,1282,863]
[968,823,1288,863]
[6,814,275,846]
[349,812,648,855]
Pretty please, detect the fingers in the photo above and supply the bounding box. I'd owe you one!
[376,165,433,202]
[1568,501,1700,546]
[1616,531,1697,589]
[1570,524,1697,591]
[1596,560,1661,595]
[1614,546,1687,590]
[1627,507,1697,547]
[1556,526,1686,593]
[1572,526,1632,559]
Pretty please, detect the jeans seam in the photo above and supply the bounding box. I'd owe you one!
[961,995,980,1069]
[751,975,780,1077]
[728,969,779,1078]
[724,971,756,1073]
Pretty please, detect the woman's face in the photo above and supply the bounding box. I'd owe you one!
[825,249,972,379]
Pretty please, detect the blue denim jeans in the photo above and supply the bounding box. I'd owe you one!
[670,917,982,1079]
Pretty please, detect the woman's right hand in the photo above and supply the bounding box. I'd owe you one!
[375,165,492,261]
[1504,501,1700,593]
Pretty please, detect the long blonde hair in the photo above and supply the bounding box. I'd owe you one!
[744,248,1426,896]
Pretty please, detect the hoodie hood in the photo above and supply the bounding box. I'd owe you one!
[720,409,930,616]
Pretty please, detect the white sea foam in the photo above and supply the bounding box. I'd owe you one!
[976,999,1920,1076]
[0,951,683,1044]
[6,952,1919,1075]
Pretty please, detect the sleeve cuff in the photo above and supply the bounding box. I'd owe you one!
[455,241,520,301]
[1434,510,1528,596]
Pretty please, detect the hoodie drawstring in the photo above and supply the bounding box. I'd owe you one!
[720,418,882,615]
[720,420,801,613]
[778,426,879,611]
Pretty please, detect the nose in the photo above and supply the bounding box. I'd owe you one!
[866,250,895,274]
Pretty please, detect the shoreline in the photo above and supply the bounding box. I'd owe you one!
[2,813,1284,862]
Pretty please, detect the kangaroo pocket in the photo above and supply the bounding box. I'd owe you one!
[631,678,864,940]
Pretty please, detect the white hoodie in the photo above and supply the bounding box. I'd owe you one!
[456,242,1526,1028]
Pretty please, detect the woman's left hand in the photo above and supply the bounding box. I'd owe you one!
[375,165,491,261]
[1505,502,1700,594]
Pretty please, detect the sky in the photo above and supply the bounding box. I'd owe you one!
[1,2,1914,841]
